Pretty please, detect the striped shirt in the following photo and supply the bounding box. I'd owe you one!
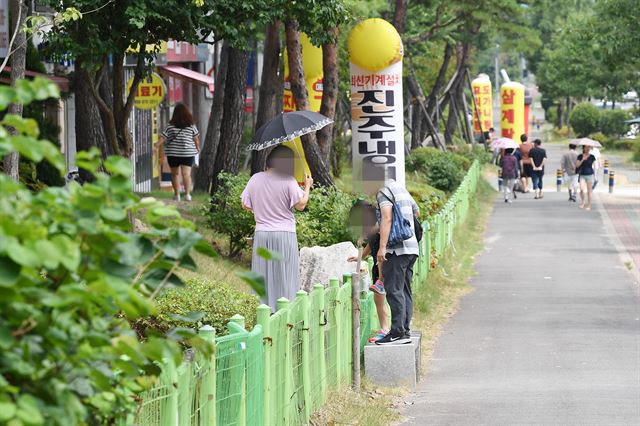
[161,124,199,157]
[377,181,420,256]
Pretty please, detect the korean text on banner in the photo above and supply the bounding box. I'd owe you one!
[471,74,492,134]
[500,81,525,141]
[349,18,405,188]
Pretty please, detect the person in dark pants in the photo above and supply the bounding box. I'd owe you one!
[530,139,547,199]
[375,180,420,345]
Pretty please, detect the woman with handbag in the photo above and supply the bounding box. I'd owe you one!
[159,103,200,201]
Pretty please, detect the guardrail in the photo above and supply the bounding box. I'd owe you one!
[125,160,482,426]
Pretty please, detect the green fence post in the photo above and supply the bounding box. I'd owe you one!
[256,305,272,426]
[341,273,351,285]
[229,315,247,426]
[276,297,291,426]
[160,358,178,426]
[198,325,216,426]
[327,278,340,388]
[296,290,312,422]
[177,354,193,426]
[313,283,327,408]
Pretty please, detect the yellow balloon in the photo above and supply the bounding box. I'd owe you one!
[284,33,323,80]
[348,18,403,72]
[500,81,525,142]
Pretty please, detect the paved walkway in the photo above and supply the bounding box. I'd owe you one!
[402,144,640,425]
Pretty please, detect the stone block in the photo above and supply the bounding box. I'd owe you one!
[298,241,359,292]
[364,334,421,389]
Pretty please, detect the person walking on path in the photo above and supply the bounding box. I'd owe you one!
[561,143,579,202]
[576,145,597,211]
[530,138,547,199]
[375,180,420,345]
[519,134,533,193]
[159,103,200,201]
[591,146,602,190]
[500,148,519,203]
[241,145,313,308]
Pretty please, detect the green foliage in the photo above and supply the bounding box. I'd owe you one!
[459,145,492,165]
[406,148,471,193]
[570,103,600,137]
[296,186,353,247]
[0,79,216,424]
[206,172,255,257]
[137,278,259,338]
[599,109,630,137]
[633,140,640,162]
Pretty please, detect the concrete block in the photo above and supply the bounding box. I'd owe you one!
[364,333,421,389]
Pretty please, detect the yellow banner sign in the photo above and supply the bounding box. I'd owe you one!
[127,72,166,110]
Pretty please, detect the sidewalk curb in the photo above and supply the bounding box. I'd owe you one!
[594,193,640,288]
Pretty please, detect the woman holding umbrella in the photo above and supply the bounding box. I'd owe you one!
[575,139,600,211]
[242,110,330,308]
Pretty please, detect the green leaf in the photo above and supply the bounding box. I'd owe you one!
[256,246,284,261]
[168,311,205,323]
[0,400,16,422]
[6,238,41,268]
[193,239,218,258]
[30,77,60,100]
[1,115,40,137]
[34,240,61,269]
[16,394,44,425]
[75,149,101,175]
[100,205,127,222]
[104,156,132,177]
[0,86,15,110]
[164,229,202,260]
[9,135,45,163]
[236,270,265,297]
[0,256,21,286]
[51,234,81,271]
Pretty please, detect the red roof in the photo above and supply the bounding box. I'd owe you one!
[0,66,69,92]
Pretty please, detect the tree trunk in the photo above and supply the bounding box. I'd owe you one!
[74,67,110,157]
[444,93,459,145]
[251,23,281,175]
[285,20,333,187]
[194,43,229,192]
[211,46,249,192]
[3,0,27,180]
[427,43,453,119]
[392,0,409,33]
[556,101,564,128]
[316,26,339,164]
[410,96,423,149]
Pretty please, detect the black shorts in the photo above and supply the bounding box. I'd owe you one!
[167,156,195,168]
[522,164,533,178]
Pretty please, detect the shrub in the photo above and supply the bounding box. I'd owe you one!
[296,186,353,247]
[589,132,613,149]
[407,147,470,192]
[207,172,254,257]
[570,103,600,137]
[138,278,259,337]
[460,145,492,164]
[633,140,640,162]
[0,79,216,424]
[599,109,630,137]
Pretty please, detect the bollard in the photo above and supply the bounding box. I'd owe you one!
[498,168,503,192]
[603,159,609,176]
[556,169,563,192]
[609,170,615,193]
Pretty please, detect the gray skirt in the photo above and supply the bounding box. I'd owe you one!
[252,231,299,309]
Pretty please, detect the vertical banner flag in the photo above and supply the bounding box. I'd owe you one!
[471,74,492,135]
[500,81,525,142]
[348,18,405,187]
[283,33,322,184]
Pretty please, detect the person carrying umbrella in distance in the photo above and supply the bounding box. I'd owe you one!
[574,138,602,211]
[492,137,519,201]
[243,111,331,308]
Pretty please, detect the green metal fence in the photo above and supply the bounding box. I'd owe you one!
[127,161,482,426]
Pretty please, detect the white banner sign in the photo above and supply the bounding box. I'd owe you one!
[350,60,405,186]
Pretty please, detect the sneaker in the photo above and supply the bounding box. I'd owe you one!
[504,199,509,203]
[368,329,388,343]
[375,332,411,345]
[370,279,386,295]
[184,193,192,201]
[173,194,181,201]
[513,192,517,199]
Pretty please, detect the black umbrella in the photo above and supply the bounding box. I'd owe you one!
[247,111,332,151]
